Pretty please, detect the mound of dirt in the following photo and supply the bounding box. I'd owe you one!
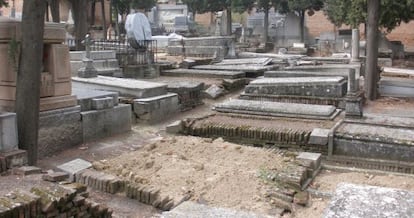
[93,136,293,215]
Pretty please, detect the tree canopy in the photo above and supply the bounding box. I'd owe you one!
[324,0,414,32]
[0,0,7,7]
[112,0,157,16]
[282,0,324,42]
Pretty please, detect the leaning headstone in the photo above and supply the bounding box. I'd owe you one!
[57,158,92,182]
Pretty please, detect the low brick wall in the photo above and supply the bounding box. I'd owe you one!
[0,182,112,217]
[76,169,176,211]
[185,122,316,150]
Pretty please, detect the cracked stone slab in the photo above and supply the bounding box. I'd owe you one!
[324,183,414,218]
[162,201,274,218]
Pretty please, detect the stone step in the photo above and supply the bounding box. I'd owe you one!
[214,99,340,120]
[245,76,347,98]
[162,69,246,79]
[72,76,168,98]
[161,201,273,218]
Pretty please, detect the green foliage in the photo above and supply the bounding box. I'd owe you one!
[287,0,324,14]
[182,0,254,14]
[256,0,288,12]
[111,0,156,15]
[0,0,7,7]
[182,0,208,14]
[324,0,414,31]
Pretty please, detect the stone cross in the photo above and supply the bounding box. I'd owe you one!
[82,34,94,60]
[78,34,97,78]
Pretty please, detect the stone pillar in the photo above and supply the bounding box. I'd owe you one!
[345,69,363,118]
[351,29,360,62]
[347,69,357,93]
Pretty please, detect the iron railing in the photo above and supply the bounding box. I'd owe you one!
[65,37,157,65]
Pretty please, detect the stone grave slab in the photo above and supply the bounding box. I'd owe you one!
[193,64,277,72]
[334,122,414,162]
[72,76,167,98]
[214,99,340,120]
[245,76,347,98]
[264,70,350,78]
[379,77,414,97]
[72,87,119,112]
[301,56,350,64]
[57,158,92,182]
[82,104,131,141]
[162,69,245,79]
[324,183,414,218]
[162,201,273,218]
[0,112,18,152]
[214,58,272,66]
[284,63,362,78]
[133,93,179,123]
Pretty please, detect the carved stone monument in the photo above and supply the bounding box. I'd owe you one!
[77,34,98,78]
[0,17,76,112]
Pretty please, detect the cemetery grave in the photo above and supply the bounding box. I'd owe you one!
[1,8,414,217]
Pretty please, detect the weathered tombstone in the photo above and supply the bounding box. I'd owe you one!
[77,34,98,78]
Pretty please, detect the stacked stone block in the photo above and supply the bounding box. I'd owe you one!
[0,183,112,217]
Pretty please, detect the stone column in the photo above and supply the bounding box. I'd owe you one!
[347,69,357,94]
[351,29,360,62]
[345,68,363,118]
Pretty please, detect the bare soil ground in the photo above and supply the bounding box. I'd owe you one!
[94,136,291,216]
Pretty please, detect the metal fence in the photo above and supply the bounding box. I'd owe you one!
[65,37,157,65]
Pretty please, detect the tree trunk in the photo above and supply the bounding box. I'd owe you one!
[16,0,46,166]
[91,0,96,26]
[70,0,88,50]
[226,7,232,36]
[262,5,269,44]
[101,0,107,40]
[45,1,49,22]
[49,0,60,22]
[299,10,305,43]
[365,0,380,100]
